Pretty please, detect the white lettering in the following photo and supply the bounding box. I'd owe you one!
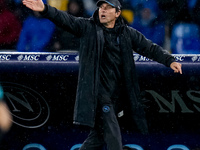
[52,55,69,61]
[23,55,40,61]
[174,56,185,61]
[139,56,152,61]
[0,55,11,61]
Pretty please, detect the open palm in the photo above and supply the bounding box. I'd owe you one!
[22,0,45,12]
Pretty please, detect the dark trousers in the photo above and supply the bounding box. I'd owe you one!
[79,102,123,150]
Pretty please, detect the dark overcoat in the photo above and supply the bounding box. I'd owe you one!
[41,5,175,134]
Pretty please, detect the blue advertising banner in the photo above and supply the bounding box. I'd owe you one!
[0,52,199,150]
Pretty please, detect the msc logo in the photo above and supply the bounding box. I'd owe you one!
[2,82,50,128]
[46,55,69,61]
[17,55,40,61]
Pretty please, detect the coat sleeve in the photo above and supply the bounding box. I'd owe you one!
[40,4,88,37]
[130,27,175,67]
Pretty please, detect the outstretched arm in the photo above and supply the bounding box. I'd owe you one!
[170,62,182,74]
[22,0,45,12]
[23,0,87,38]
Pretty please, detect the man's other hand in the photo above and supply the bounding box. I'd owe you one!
[22,0,45,12]
[170,62,182,74]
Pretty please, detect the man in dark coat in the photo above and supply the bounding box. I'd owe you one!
[23,0,182,149]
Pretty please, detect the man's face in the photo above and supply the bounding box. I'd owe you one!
[98,3,121,28]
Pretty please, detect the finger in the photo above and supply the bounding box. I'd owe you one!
[179,67,182,74]
[23,2,34,9]
[23,0,37,5]
[173,65,182,74]
[172,66,178,73]
[177,64,182,74]
[22,1,32,6]
[174,69,178,73]
[23,0,35,2]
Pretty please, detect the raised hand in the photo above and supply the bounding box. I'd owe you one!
[22,0,45,12]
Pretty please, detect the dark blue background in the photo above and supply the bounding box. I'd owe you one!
[0,52,199,150]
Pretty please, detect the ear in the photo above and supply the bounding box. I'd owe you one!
[116,10,121,18]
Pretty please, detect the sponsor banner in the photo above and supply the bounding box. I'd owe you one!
[0,52,199,150]
[0,52,78,62]
[0,52,200,62]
